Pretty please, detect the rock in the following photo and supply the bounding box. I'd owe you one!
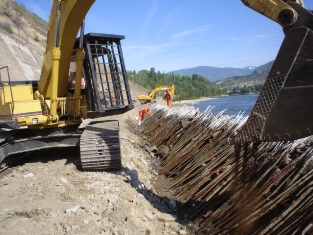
[23,173,34,178]
[180,119,191,128]
[157,213,177,222]
[65,205,80,213]
[158,145,170,155]
[60,177,68,184]
[147,145,158,153]
[144,209,155,220]
[140,158,148,166]
[179,229,187,235]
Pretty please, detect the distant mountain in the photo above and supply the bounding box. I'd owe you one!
[251,61,274,76]
[169,66,256,82]
[215,61,274,91]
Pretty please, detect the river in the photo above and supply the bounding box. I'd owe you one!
[187,94,259,116]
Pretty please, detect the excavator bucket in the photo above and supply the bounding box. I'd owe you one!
[79,33,134,117]
[231,26,313,143]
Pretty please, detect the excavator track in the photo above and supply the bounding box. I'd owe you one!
[80,120,122,171]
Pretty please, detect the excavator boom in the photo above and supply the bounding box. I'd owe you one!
[232,0,313,143]
[39,0,95,98]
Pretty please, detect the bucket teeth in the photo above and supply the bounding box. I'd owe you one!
[232,27,313,143]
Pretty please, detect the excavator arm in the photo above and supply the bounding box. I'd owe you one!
[231,0,313,143]
[39,0,95,98]
[241,0,304,27]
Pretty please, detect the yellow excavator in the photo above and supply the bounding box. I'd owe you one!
[1,0,312,171]
[0,0,133,170]
[232,0,313,143]
[137,85,175,104]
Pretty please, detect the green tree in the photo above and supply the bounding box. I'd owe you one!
[128,68,227,101]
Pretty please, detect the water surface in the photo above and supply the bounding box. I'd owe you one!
[187,94,259,116]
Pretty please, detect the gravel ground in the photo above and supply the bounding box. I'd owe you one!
[0,82,189,235]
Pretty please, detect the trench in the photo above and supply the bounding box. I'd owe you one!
[131,104,313,235]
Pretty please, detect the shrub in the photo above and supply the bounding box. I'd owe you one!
[0,23,13,34]
[34,33,39,42]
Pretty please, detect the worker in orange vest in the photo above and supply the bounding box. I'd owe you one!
[164,89,173,108]
[69,73,85,90]
[137,107,150,125]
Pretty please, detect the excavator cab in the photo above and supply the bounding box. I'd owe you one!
[231,0,313,143]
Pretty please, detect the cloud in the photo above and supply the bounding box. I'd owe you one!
[125,42,184,51]
[139,0,160,39]
[224,34,277,41]
[170,25,212,41]
[125,33,277,54]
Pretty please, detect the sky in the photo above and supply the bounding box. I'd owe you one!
[18,0,313,73]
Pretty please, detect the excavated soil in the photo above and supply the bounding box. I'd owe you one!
[0,82,190,235]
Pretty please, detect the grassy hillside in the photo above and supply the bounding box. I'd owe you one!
[215,61,274,94]
[0,0,47,49]
[128,68,227,101]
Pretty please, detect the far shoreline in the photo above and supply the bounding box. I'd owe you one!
[174,93,259,105]
[174,96,219,105]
